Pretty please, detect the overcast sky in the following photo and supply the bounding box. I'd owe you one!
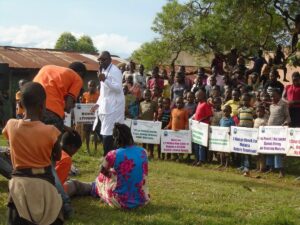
[0,0,169,57]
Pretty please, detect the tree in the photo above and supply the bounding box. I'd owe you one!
[55,32,77,51]
[76,35,98,54]
[55,33,98,54]
[131,40,171,70]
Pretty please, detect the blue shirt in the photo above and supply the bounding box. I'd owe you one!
[219,117,235,127]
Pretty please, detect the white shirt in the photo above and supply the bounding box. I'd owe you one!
[96,64,125,115]
[133,72,146,89]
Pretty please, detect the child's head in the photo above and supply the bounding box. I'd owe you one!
[195,88,206,102]
[269,69,279,81]
[163,97,171,110]
[212,97,222,110]
[175,96,184,109]
[186,92,195,104]
[21,82,46,118]
[292,72,300,86]
[158,97,164,108]
[61,130,82,157]
[88,80,97,93]
[241,93,251,107]
[175,72,184,84]
[249,72,259,84]
[126,75,134,84]
[210,76,217,86]
[270,88,281,104]
[143,89,151,101]
[211,85,221,98]
[223,105,232,118]
[256,104,266,118]
[232,89,240,101]
[152,86,160,97]
[261,91,270,103]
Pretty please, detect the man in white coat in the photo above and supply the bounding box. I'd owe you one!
[91,51,125,156]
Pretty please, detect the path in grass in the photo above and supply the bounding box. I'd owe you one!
[1,148,300,225]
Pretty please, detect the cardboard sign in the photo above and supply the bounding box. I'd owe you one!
[190,120,209,147]
[131,120,162,144]
[287,128,300,157]
[231,126,259,155]
[64,113,71,127]
[258,126,288,154]
[209,126,230,152]
[161,130,192,153]
[74,103,96,124]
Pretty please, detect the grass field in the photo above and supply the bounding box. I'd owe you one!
[1,136,300,225]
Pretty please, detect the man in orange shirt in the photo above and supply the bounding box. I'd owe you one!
[81,80,100,155]
[33,62,86,132]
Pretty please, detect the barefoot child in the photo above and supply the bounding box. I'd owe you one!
[3,82,63,224]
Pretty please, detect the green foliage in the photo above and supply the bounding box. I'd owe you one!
[55,32,98,54]
[131,0,298,67]
[77,35,98,54]
[55,32,78,51]
[131,40,171,70]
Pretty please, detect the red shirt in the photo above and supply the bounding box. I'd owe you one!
[55,150,72,191]
[194,101,213,124]
[286,84,300,108]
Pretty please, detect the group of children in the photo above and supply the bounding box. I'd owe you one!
[121,63,300,178]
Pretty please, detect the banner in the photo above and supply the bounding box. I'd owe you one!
[231,126,258,155]
[74,103,96,124]
[161,130,192,153]
[64,113,71,127]
[131,120,162,144]
[209,126,230,152]
[287,128,300,157]
[258,126,288,154]
[190,120,209,147]
[124,118,132,128]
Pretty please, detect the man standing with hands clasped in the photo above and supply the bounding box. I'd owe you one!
[91,51,125,156]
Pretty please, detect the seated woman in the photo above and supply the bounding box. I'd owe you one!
[66,123,150,209]
[92,123,150,209]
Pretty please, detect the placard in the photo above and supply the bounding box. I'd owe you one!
[124,118,132,128]
[64,113,71,127]
[74,103,96,124]
[161,130,192,153]
[209,126,230,152]
[231,126,258,155]
[190,120,209,147]
[131,120,162,144]
[287,128,300,157]
[258,126,288,154]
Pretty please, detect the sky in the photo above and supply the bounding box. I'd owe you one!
[0,0,169,57]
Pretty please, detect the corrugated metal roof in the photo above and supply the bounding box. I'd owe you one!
[0,46,127,71]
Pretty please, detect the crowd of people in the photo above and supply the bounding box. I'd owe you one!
[0,46,300,224]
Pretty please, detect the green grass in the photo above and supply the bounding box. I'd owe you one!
[1,136,300,225]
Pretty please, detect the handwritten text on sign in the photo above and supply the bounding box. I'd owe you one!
[131,120,162,144]
[161,130,192,153]
[209,126,230,153]
[258,126,288,154]
[231,126,258,155]
[190,120,209,147]
[74,103,96,124]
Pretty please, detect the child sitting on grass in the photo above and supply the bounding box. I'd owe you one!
[55,130,92,198]
[165,96,189,161]
[3,82,63,225]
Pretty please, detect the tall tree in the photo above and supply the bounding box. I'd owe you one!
[77,35,98,54]
[55,32,77,51]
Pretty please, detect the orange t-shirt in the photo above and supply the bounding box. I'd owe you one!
[33,65,83,118]
[15,91,24,115]
[55,150,72,191]
[81,91,99,103]
[2,119,61,169]
[167,108,189,130]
